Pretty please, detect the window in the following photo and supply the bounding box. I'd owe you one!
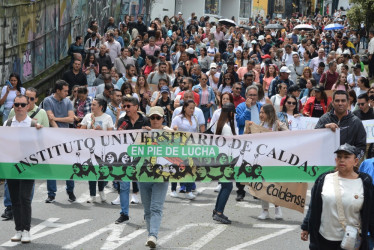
[205,0,219,15]
[240,0,252,17]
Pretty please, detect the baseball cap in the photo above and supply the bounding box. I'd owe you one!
[334,143,358,157]
[258,35,265,40]
[186,48,195,54]
[280,66,291,73]
[210,63,217,69]
[251,40,257,44]
[160,86,170,93]
[251,26,256,29]
[147,106,164,117]
[342,51,350,55]
[178,12,183,15]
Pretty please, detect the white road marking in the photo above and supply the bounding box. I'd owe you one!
[62,223,146,250]
[1,218,90,247]
[226,224,298,250]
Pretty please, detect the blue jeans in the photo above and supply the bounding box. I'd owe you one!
[138,182,168,238]
[200,105,211,127]
[4,181,35,207]
[2,107,11,122]
[88,181,106,196]
[180,182,194,192]
[119,181,130,215]
[215,182,233,213]
[47,180,74,197]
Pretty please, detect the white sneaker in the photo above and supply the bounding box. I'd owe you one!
[214,184,222,192]
[21,231,31,243]
[11,231,22,242]
[131,194,139,204]
[146,236,157,248]
[170,191,178,198]
[99,191,106,202]
[257,210,270,220]
[275,207,283,220]
[87,196,96,203]
[111,195,120,205]
[185,192,196,200]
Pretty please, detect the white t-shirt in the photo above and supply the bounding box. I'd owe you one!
[81,113,114,130]
[218,85,232,94]
[171,115,199,132]
[1,86,26,108]
[271,94,283,113]
[172,106,205,126]
[319,173,363,241]
[210,108,238,133]
[206,71,220,90]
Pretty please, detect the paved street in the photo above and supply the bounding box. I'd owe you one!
[0,181,310,250]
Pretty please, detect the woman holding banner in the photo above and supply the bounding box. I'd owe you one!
[302,86,331,118]
[301,144,374,250]
[277,95,302,130]
[212,103,238,224]
[250,104,288,220]
[80,98,114,203]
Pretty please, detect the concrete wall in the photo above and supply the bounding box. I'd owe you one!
[221,0,240,20]
[180,0,206,20]
[150,0,176,20]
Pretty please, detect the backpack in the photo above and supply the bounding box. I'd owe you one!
[6,118,37,127]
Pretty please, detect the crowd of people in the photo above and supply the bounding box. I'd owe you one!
[1,10,374,249]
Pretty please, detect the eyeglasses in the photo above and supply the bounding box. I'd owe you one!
[26,97,35,101]
[150,116,162,120]
[225,78,231,80]
[357,103,366,106]
[124,104,135,109]
[287,101,297,105]
[14,103,27,108]
[235,87,242,90]
[369,91,374,94]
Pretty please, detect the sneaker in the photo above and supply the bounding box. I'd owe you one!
[87,196,96,203]
[99,191,106,202]
[1,206,13,220]
[67,192,76,202]
[185,192,196,200]
[115,213,129,224]
[213,213,231,224]
[212,210,228,220]
[146,236,157,248]
[11,231,22,242]
[275,207,283,220]
[170,191,178,198]
[257,210,270,220]
[111,196,120,205]
[21,231,31,243]
[45,196,55,203]
[130,194,139,204]
[179,186,186,193]
[235,194,244,201]
[214,184,222,193]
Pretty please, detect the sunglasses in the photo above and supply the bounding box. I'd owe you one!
[26,97,35,101]
[14,103,27,108]
[225,78,231,80]
[124,104,135,108]
[235,87,242,90]
[287,101,297,105]
[357,103,366,106]
[150,116,162,120]
[369,91,374,94]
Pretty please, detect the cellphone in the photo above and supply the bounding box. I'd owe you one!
[5,80,12,89]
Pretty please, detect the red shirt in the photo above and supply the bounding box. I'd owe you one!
[178,91,200,106]
[233,95,245,107]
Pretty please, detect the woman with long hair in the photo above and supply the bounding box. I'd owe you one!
[0,73,25,121]
[83,53,99,86]
[192,74,215,127]
[332,73,350,92]
[212,103,238,224]
[302,51,312,67]
[134,75,152,114]
[263,64,277,92]
[303,87,331,117]
[355,76,371,97]
[213,52,223,72]
[198,47,211,73]
[143,55,157,78]
[154,30,164,47]
[348,90,357,111]
[80,98,114,203]
[170,100,198,200]
[160,44,171,61]
[277,95,302,130]
[218,72,234,95]
[298,67,313,89]
[120,82,139,101]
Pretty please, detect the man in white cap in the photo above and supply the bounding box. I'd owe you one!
[310,48,326,72]
[206,63,220,91]
[268,66,294,98]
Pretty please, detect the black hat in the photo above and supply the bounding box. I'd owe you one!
[312,86,324,92]
[352,63,361,69]
[222,103,236,113]
[334,143,358,157]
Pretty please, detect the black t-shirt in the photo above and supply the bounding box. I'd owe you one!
[156,97,172,126]
[353,108,374,120]
[312,100,324,118]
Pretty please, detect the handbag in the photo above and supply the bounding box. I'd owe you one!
[333,172,362,250]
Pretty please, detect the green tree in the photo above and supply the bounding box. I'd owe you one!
[347,0,374,30]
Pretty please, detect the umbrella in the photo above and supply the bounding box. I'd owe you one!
[294,24,315,30]
[218,19,236,27]
[324,23,344,30]
[264,23,284,30]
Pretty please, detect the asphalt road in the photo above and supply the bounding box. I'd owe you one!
[0,181,310,250]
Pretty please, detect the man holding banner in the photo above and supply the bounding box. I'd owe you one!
[315,90,366,158]
[4,94,42,243]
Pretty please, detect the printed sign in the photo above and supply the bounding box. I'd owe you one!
[362,120,374,143]
[0,128,338,182]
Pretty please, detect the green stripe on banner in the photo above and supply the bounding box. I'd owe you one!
[0,162,335,182]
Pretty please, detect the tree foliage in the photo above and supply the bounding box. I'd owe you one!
[347,0,374,30]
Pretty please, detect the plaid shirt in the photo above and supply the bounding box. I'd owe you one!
[75,96,93,118]
[321,40,333,54]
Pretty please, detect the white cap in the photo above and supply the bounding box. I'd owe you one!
[186,48,195,54]
[251,40,257,44]
[210,63,217,69]
[280,66,291,73]
[258,35,265,40]
[251,26,256,29]
[178,12,182,15]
